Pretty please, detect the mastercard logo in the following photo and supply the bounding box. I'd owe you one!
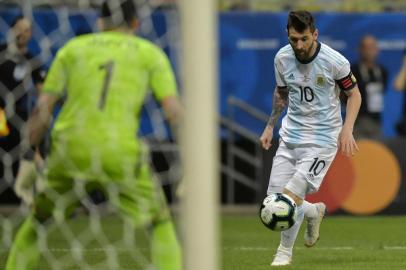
[307,140,402,215]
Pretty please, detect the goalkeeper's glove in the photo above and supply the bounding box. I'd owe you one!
[14,160,37,205]
[14,147,40,206]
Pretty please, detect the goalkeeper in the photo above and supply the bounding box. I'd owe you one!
[6,1,182,269]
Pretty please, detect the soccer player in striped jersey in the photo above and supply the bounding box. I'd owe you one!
[260,11,361,266]
[6,1,182,269]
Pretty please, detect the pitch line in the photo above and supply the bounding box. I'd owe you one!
[0,246,405,252]
[226,246,355,251]
[226,246,406,251]
[383,246,406,250]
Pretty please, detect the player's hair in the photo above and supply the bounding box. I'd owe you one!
[10,14,27,27]
[100,0,138,28]
[287,11,315,33]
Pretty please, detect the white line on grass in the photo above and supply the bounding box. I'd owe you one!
[228,246,406,251]
[0,246,405,252]
[0,247,146,252]
[224,246,354,251]
[383,246,406,250]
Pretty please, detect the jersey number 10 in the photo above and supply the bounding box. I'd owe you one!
[299,86,314,102]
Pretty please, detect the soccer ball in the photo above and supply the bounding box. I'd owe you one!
[259,193,297,231]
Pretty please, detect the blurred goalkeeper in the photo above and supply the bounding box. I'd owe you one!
[6,1,182,269]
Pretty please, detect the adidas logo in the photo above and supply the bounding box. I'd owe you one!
[288,73,295,80]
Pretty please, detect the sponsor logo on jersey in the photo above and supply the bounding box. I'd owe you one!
[288,73,295,80]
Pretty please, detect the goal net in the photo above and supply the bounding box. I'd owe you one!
[0,1,188,269]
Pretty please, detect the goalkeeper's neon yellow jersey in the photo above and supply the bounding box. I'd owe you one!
[42,31,177,158]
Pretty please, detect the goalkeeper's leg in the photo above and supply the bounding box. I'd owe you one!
[5,214,39,270]
[5,192,54,270]
[114,194,182,270]
[113,161,182,270]
[152,219,182,270]
[6,178,77,270]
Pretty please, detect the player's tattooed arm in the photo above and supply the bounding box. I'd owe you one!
[267,87,288,127]
[261,86,287,150]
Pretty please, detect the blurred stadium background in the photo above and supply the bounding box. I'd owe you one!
[1,0,406,269]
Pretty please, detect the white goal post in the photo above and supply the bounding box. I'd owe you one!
[179,0,219,269]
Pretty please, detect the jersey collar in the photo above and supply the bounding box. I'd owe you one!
[295,41,321,64]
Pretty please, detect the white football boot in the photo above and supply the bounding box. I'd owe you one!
[271,246,292,266]
[304,202,326,247]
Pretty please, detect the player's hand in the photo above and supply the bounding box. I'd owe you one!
[260,125,274,150]
[338,126,359,157]
[14,159,37,205]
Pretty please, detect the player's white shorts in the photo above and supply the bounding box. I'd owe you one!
[267,140,338,199]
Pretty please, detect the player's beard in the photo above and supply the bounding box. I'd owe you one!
[293,40,315,62]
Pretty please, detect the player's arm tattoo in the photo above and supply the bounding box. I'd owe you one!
[267,87,288,127]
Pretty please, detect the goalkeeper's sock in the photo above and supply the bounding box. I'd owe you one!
[5,215,40,270]
[151,220,182,270]
[302,200,319,218]
[280,204,304,251]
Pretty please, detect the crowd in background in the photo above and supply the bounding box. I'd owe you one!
[351,35,387,139]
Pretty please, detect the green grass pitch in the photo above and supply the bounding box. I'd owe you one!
[223,214,406,270]
[1,214,406,269]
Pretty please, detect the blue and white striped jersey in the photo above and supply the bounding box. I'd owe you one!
[274,41,356,148]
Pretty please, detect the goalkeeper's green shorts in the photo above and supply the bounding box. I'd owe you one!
[33,144,170,227]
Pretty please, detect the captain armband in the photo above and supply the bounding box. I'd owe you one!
[336,72,357,91]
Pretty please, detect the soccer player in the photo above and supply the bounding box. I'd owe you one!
[259,11,361,266]
[6,1,182,269]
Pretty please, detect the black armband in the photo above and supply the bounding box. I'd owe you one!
[336,72,357,91]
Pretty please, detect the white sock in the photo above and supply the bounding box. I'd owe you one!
[278,204,304,254]
[302,200,318,219]
[275,243,292,257]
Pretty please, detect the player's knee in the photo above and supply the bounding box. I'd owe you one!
[284,176,308,204]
